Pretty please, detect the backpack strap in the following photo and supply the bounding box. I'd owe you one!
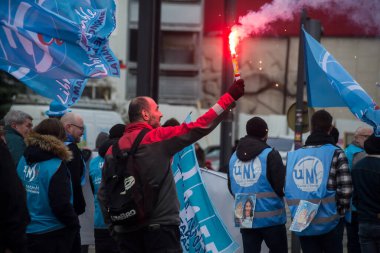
[112,128,150,159]
[129,128,150,155]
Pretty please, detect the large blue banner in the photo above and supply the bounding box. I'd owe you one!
[0,0,119,106]
[303,28,380,135]
[171,116,239,253]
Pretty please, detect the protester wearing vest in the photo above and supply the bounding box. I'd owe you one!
[17,118,79,253]
[229,117,287,253]
[352,133,380,253]
[344,126,373,253]
[285,110,352,253]
[89,124,125,253]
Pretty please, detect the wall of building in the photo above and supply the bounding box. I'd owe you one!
[201,36,380,122]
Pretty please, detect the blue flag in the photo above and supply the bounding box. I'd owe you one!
[0,0,119,106]
[303,28,380,135]
[171,114,239,253]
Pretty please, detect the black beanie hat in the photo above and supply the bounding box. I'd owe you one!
[109,124,125,139]
[246,117,268,138]
[95,132,109,149]
[364,133,380,155]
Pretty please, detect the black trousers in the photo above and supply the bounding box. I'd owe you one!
[27,227,77,253]
[70,228,81,253]
[299,219,344,253]
[94,229,120,253]
[112,224,182,253]
[346,212,361,253]
[240,224,288,253]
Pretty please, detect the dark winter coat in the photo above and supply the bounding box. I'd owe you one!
[352,155,380,224]
[4,125,26,166]
[0,139,29,253]
[65,142,86,215]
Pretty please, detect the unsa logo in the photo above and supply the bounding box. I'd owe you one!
[24,164,38,182]
[293,156,323,192]
[232,157,262,187]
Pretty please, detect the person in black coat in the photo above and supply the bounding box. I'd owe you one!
[0,130,29,253]
[352,133,380,253]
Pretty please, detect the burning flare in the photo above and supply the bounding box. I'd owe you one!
[229,29,241,80]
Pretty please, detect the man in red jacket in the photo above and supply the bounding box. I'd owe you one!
[99,79,245,253]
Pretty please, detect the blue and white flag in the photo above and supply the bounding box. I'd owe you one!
[171,115,239,253]
[0,0,119,106]
[303,28,380,135]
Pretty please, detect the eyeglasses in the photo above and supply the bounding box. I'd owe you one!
[359,134,370,138]
[70,123,85,131]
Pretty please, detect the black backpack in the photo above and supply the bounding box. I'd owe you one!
[102,128,168,227]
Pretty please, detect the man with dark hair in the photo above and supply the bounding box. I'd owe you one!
[228,116,287,253]
[285,109,352,253]
[98,79,245,253]
[128,97,151,124]
[310,109,333,133]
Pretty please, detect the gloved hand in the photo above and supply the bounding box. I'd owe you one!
[228,79,245,100]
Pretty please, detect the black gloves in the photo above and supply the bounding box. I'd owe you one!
[228,79,245,100]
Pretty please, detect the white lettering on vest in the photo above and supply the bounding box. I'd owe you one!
[293,156,323,192]
[233,157,262,187]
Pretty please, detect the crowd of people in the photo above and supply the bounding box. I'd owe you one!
[228,110,380,253]
[0,77,379,253]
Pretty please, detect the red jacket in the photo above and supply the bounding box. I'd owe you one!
[100,93,236,227]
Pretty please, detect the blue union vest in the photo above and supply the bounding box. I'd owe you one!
[344,144,363,216]
[345,144,364,170]
[229,148,286,228]
[17,157,66,234]
[285,144,340,236]
[89,155,107,229]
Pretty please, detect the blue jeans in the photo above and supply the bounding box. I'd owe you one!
[299,219,344,253]
[358,223,380,253]
[240,224,288,253]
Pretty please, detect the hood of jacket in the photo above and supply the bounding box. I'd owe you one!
[98,138,118,158]
[305,132,335,146]
[24,132,72,164]
[236,135,270,162]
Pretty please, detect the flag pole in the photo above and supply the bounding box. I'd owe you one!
[294,10,308,151]
[219,0,236,172]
